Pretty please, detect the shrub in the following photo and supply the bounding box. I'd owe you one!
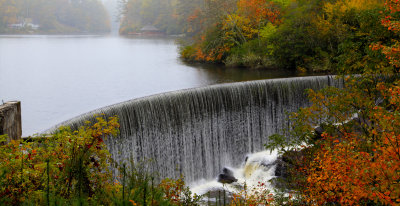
[0,116,201,205]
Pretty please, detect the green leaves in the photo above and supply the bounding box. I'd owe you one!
[0,134,8,144]
[259,22,277,39]
[0,116,120,205]
[264,133,287,153]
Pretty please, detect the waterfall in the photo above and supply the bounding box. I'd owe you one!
[45,75,341,183]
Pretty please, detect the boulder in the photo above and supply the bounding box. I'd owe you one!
[217,167,237,184]
[217,174,237,184]
[222,167,234,177]
[274,158,286,177]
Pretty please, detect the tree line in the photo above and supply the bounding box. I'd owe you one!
[119,0,394,73]
[0,0,110,34]
[178,0,392,72]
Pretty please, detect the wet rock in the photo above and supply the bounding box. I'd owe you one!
[217,167,237,184]
[274,158,286,177]
[222,167,234,177]
[270,157,291,191]
[217,174,237,184]
[314,126,324,139]
[271,149,310,191]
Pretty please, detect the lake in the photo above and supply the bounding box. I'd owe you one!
[0,35,304,136]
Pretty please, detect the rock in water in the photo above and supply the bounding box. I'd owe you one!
[217,167,237,184]
[222,167,234,177]
[217,174,238,184]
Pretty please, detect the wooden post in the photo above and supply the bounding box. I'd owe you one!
[0,101,22,142]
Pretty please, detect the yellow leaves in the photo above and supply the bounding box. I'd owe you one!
[324,0,383,16]
[223,14,258,40]
[314,0,384,41]
[0,116,120,204]
[259,22,277,39]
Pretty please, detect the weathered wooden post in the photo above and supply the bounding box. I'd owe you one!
[0,101,22,142]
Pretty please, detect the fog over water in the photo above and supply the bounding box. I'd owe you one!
[0,35,305,136]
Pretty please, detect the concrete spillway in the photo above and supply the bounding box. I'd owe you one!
[46,76,341,182]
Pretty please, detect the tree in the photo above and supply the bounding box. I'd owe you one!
[0,0,110,34]
[119,0,182,35]
[0,0,18,32]
[372,0,400,68]
[265,0,400,204]
[290,79,400,205]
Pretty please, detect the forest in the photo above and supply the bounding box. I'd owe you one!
[178,0,393,72]
[120,0,394,72]
[0,0,110,34]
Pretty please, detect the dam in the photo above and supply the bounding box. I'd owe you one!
[46,75,341,183]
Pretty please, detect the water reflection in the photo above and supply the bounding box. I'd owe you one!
[189,63,298,83]
[0,35,320,135]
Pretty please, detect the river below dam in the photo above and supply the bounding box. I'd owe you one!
[0,35,311,136]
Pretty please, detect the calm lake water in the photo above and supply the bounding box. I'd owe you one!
[0,35,305,136]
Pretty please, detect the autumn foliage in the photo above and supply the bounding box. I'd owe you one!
[371,0,400,68]
[297,81,400,205]
[237,0,281,25]
[263,0,400,205]
[181,0,284,64]
[0,116,200,205]
[0,116,120,204]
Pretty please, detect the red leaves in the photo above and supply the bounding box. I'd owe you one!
[298,81,400,205]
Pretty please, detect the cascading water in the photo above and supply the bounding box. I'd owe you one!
[45,76,341,183]
[190,150,280,198]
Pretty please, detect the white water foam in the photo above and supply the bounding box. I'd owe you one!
[190,150,279,197]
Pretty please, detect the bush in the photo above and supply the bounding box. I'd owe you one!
[0,116,201,205]
[0,116,119,205]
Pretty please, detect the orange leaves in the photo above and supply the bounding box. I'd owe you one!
[185,7,206,34]
[159,178,188,204]
[372,0,400,68]
[296,79,400,206]
[184,29,231,62]
[237,0,281,25]
[303,134,373,205]
[238,0,267,21]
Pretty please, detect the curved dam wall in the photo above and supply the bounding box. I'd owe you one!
[46,76,341,182]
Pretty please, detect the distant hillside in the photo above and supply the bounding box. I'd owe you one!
[0,0,110,34]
